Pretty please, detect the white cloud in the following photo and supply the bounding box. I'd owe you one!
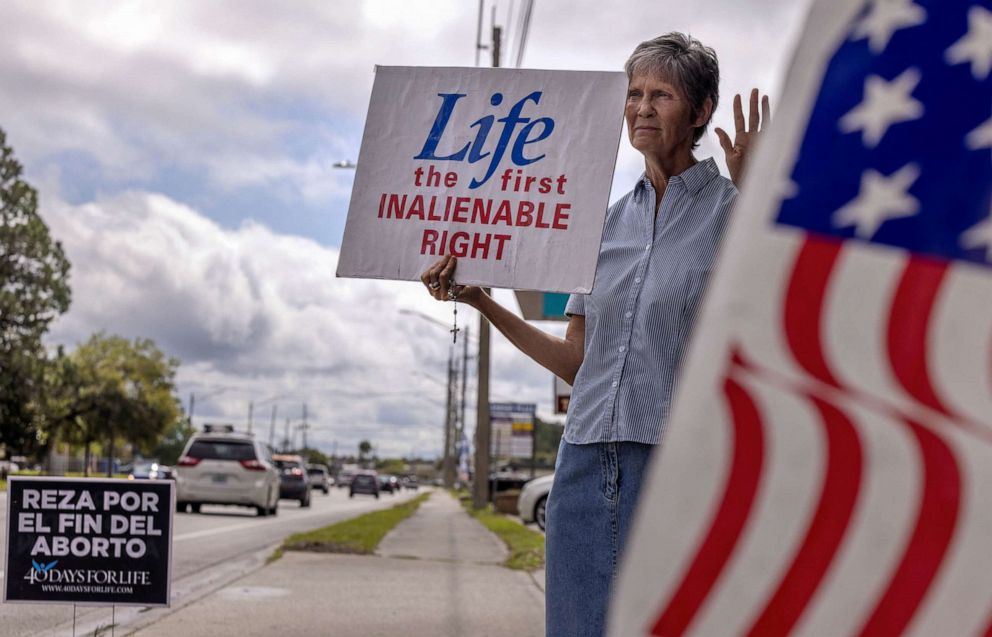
[42,189,557,458]
[0,0,813,207]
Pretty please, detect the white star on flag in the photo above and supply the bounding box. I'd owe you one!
[966,116,992,150]
[946,5,992,79]
[961,207,992,261]
[833,163,921,238]
[850,0,927,53]
[839,68,924,147]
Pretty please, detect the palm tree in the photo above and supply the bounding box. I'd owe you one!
[358,440,372,467]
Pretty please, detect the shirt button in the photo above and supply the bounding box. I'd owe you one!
[634,277,641,284]
[645,244,651,251]
[619,346,626,352]
[625,311,632,318]
[611,381,618,388]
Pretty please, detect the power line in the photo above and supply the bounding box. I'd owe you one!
[514,0,535,68]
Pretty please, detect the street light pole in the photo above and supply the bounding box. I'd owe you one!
[399,309,459,488]
[268,404,278,448]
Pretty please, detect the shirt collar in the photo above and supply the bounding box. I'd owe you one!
[633,157,721,199]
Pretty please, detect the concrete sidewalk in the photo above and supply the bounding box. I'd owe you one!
[136,489,545,637]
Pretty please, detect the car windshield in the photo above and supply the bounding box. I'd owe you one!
[307,468,324,475]
[188,440,256,461]
[354,475,374,483]
[273,460,301,470]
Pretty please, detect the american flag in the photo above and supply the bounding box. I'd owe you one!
[610,0,992,635]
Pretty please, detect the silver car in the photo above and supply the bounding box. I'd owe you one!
[518,473,554,531]
[174,427,281,517]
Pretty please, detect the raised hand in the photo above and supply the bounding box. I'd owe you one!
[715,88,770,188]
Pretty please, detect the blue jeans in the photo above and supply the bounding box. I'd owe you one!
[545,440,656,637]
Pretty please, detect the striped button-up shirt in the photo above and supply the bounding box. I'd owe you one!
[564,158,736,445]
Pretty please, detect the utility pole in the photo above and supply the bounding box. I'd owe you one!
[247,401,254,434]
[188,392,196,428]
[268,404,278,448]
[283,418,291,452]
[442,347,456,488]
[301,403,309,451]
[458,325,470,481]
[491,11,501,69]
[473,17,500,510]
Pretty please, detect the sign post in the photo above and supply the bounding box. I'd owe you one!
[4,477,174,607]
[489,402,537,459]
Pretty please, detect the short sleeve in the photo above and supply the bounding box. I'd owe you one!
[565,293,585,317]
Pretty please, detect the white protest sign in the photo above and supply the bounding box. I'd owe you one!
[610,0,992,635]
[336,66,626,293]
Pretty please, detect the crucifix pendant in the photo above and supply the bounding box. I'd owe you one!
[451,301,459,344]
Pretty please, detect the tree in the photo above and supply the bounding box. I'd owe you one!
[301,447,330,466]
[147,416,195,465]
[0,127,71,456]
[534,417,564,467]
[358,440,372,465]
[48,334,181,476]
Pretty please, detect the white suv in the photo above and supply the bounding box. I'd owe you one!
[174,426,281,517]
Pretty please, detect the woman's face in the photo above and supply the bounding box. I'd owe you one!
[624,72,699,161]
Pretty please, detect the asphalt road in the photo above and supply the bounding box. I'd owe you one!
[0,484,423,636]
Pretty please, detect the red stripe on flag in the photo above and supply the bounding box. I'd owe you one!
[887,257,953,416]
[649,372,765,637]
[857,419,961,636]
[785,236,844,388]
[745,394,863,636]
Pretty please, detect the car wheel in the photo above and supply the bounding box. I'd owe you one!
[349,491,355,498]
[176,501,187,513]
[256,505,268,517]
[535,496,548,531]
[270,500,279,516]
[190,503,201,514]
[301,493,311,508]
[323,487,329,495]
[375,493,380,499]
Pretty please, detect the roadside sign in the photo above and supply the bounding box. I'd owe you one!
[337,66,626,293]
[490,402,536,458]
[553,375,571,415]
[514,291,570,321]
[3,477,174,607]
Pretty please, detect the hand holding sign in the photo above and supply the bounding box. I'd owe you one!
[421,255,480,305]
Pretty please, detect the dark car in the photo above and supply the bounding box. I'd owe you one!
[129,460,173,480]
[272,454,312,507]
[307,464,330,494]
[350,471,380,499]
[378,474,400,494]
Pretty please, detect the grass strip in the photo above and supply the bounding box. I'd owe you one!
[458,493,545,571]
[281,492,431,556]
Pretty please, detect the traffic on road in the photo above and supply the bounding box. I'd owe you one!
[0,481,424,636]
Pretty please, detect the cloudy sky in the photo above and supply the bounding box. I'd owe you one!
[1,0,815,459]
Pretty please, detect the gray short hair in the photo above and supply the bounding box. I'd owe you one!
[625,33,720,149]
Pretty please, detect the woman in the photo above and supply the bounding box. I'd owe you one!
[422,33,768,637]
